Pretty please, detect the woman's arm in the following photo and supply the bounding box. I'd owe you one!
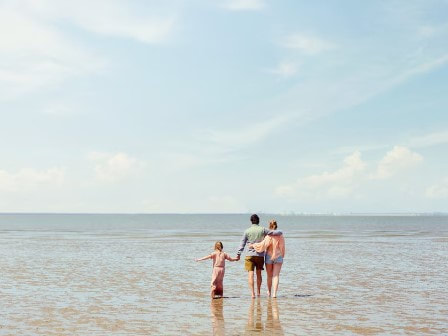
[195,254,212,262]
[249,236,271,253]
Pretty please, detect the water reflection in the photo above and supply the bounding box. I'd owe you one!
[266,299,284,335]
[245,298,264,333]
[210,299,225,336]
[243,298,284,335]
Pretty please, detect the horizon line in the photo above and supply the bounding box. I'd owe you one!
[0,212,447,216]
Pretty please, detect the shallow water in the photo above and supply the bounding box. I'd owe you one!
[0,214,447,335]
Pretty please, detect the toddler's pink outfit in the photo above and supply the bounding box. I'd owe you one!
[210,251,233,296]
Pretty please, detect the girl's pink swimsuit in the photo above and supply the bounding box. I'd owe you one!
[210,251,233,296]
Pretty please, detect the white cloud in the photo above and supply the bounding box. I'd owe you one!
[425,178,448,199]
[282,33,335,54]
[276,146,424,201]
[222,0,265,11]
[371,146,423,180]
[164,115,292,171]
[0,167,65,192]
[88,152,143,182]
[0,4,104,101]
[416,22,448,39]
[205,114,291,149]
[27,0,177,44]
[408,130,448,148]
[163,152,230,170]
[267,61,298,78]
[389,53,448,88]
[42,102,81,117]
[0,0,177,100]
[417,25,438,38]
[276,151,366,200]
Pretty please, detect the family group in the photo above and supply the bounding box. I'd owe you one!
[196,214,286,298]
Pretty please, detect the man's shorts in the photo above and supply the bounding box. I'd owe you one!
[245,256,264,271]
[265,254,283,265]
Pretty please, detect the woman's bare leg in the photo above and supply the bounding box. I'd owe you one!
[271,263,283,298]
[265,264,273,296]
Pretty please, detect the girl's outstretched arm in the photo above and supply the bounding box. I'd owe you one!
[195,254,212,262]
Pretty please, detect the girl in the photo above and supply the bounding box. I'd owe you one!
[249,220,285,298]
[196,241,238,298]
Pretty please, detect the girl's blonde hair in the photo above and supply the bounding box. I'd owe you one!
[214,241,223,251]
[269,220,278,230]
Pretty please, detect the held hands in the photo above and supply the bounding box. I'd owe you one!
[235,255,240,261]
[248,244,254,249]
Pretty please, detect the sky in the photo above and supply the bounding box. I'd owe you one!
[0,0,448,214]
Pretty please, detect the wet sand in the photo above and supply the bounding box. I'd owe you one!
[0,214,447,335]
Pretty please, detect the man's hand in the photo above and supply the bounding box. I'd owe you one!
[235,255,240,261]
[248,244,254,249]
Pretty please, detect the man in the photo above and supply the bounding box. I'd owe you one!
[236,214,282,298]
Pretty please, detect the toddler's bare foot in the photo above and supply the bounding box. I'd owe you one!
[267,291,271,297]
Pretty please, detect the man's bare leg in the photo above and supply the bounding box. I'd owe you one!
[256,269,262,297]
[248,271,255,298]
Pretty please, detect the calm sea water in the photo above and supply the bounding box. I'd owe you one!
[0,214,447,335]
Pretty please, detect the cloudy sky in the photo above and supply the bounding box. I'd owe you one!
[1,0,447,213]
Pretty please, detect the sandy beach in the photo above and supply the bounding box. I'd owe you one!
[0,214,447,335]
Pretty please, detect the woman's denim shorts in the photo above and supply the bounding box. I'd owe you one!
[265,253,283,264]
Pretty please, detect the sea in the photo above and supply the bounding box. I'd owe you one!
[0,214,447,335]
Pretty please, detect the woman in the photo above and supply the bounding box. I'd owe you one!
[249,220,285,298]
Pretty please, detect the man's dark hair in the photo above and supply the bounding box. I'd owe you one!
[250,214,259,224]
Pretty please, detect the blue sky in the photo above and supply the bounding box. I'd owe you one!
[1,0,447,213]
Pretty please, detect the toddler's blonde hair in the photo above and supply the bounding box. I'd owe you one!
[214,241,223,251]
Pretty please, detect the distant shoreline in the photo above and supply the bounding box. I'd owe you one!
[0,212,447,216]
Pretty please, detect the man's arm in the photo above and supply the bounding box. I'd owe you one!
[236,232,248,258]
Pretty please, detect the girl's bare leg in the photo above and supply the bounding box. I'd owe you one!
[265,264,273,296]
[271,263,282,298]
[216,285,223,298]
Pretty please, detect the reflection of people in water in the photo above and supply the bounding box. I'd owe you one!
[245,298,264,333]
[266,299,284,335]
[210,299,225,336]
